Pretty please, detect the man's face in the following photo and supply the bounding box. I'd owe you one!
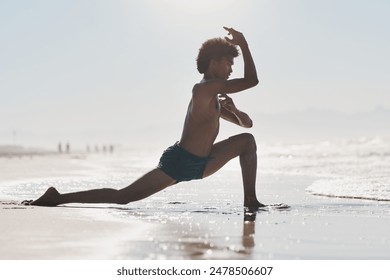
[214,55,234,80]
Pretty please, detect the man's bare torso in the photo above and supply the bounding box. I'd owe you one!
[178,83,220,157]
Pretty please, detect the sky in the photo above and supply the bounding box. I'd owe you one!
[1,0,389,147]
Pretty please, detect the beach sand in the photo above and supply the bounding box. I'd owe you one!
[0,153,389,260]
[0,202,154,259]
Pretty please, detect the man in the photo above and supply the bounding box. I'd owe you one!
[23,27,264,208]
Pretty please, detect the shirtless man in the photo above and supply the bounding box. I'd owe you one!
[23,27,264,208]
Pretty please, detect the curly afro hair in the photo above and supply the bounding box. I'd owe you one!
[196,38,239,74]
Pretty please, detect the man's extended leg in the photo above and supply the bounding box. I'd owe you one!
[24,169,176,206]
[203,133,264,208]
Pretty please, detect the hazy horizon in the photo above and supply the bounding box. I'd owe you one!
[2,107,389,151]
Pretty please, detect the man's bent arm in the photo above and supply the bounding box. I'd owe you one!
[221,107,253,128]
[240,40,259,88]
[224,27,258,88]
[195,27,259,96]
[219,94,253,128]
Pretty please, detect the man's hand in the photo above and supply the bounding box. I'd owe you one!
[219,94,237,113]
[219,94,253,128]
[223,26,247,47]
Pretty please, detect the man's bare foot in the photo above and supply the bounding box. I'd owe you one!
[244,197,265,209]
[21,187,61,207]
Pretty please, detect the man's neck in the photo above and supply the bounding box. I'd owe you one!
[203,73,216,81]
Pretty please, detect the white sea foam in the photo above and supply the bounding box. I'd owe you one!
[306,177,390,201]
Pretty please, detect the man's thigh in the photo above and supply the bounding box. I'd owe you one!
[203,133,254,177]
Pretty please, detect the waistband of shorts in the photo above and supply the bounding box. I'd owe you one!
[173,141,212,160]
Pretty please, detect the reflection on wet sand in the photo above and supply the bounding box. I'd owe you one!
[145,208,259,259]
[242,207,257,249]
[58,204,260,259]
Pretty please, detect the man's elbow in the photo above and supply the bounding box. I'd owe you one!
[249,77,259,88]
[243,120,253,128]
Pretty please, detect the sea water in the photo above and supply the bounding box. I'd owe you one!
[258,137,390,201]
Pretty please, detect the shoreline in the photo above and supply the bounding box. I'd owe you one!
[0,145,54,158]
[310,193,390,202]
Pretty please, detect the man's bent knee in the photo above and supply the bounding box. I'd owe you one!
[238,133,257,153]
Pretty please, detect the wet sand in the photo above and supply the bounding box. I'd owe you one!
[1,153,390,259]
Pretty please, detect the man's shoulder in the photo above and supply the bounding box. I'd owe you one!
[192,79,224,95]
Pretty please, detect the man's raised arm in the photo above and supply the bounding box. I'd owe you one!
[224,26,259,88]
[196,27,259,96]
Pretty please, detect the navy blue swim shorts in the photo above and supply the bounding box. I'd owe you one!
[158,142,212,182]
